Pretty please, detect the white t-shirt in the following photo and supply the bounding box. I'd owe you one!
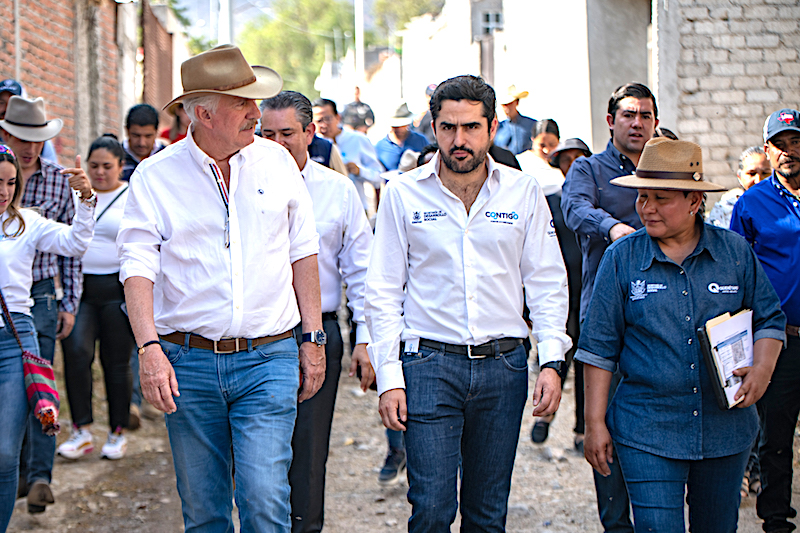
[78,185,129,275]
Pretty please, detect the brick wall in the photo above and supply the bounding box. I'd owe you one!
[676,0,800,189]
[0,0,122,165]
[142,0,173,128]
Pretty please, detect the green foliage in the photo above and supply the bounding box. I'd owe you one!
[238,0,354,100]
[167,0,191,28]
[187,35,218,57]
[373,0,445,37]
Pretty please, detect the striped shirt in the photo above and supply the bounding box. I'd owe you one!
[21,158,82,315]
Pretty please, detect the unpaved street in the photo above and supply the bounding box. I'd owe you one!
[8,349,799,532]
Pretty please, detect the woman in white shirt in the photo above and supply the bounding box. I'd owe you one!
[58,135,134,461]
[0,145,94,530]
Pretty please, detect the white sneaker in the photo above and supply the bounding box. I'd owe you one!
[101,431,127,460]
[57,426,93,459]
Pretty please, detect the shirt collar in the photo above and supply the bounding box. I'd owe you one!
[771,172,800,201]
[639,221,719,271]
[421,151,501,186]
[184,127,246,171]
[603,139,634,167]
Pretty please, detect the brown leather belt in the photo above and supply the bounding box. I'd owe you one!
[159,330,293,354]
[788,325,799,337]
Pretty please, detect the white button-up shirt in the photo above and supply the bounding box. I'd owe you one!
[117,129,319,341]
[1,203,95,318]
[365,153,571,395]
[301,160,372,344]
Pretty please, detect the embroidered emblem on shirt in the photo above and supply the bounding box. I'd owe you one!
[708,283,739,294]
[647,283,667,293]
[630,280,647,301]
[485,211,519,224]
[412,211,422,224]
[424,210,447,222]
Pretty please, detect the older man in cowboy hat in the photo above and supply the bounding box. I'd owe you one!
[494,84,538,155]
[0,95,86,514]
[374,102,429,172]
[117,44,325,532]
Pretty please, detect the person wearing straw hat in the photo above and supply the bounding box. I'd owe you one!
[117,44,325,532]
[0,95,82,514]
[731,108,800,533]
[375,102,429,172]
[578,138,786,531]
[494,84,537,155]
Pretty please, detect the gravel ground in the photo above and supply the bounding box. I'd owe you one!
[7,348,799,532]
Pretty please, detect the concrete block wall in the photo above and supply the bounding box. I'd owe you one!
[675,0,800,189]
[0,0,121,166]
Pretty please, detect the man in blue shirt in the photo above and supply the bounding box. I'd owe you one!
[731,108,800,533]
[374,102,429,171]
[561,82,660,532]
[493,85,537,155]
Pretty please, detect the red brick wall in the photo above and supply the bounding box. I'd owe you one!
[0,0,121,165]
[142,0,172,127]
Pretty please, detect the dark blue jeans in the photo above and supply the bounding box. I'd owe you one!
[20,278,57,487]
[616,442,749,532]
[402,344,528,532]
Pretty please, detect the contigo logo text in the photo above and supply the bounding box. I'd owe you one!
[485,211,519,220]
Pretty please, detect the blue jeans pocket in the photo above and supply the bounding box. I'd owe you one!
[500,347,528,372]
[401,349,440,367]
[160,341,186,365]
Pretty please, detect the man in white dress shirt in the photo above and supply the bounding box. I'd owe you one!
[117,45,325,533]
[365,75,571,532]
[260,91,374,533]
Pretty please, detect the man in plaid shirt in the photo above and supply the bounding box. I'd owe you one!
[1,95,82,514]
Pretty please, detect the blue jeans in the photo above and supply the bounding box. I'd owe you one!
[0,314,39,530]
[162,336,299,533]
[402,343,528,532]
[615,442,749,532]
[20,278,57,487]
[130,346,142,407]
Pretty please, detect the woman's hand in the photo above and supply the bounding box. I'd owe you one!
[584,421,614,476]
[734,337,783,408]
[61,155,92,199]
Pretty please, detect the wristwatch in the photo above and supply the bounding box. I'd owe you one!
[540,361,567,381]
[301,329,327,346]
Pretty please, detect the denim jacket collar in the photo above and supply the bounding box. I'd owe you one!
[639,221,720,272]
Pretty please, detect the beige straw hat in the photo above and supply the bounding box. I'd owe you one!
[610,138,726,192]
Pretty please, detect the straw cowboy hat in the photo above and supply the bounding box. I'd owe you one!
[0,96,62,142]
[611,138,726,192]
[499,85,529,105]
[389,102,415,127]
[163,44,282,110]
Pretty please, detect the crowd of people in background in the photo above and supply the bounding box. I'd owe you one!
[1,40,800,533]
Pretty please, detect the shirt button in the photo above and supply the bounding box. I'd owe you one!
[693,410,698,416]
[468,295,474,300]
[470,325,476,332]
[693,387,698,393]
[465,229,469,235]
[682,290,688,296]
[619,165,624,170]
[679,270,685,275]
[685,316,691,321]
[691,363,695,370]
[236,305,240,309]
[688,338,692,345]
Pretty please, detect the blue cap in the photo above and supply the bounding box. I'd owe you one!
[0,79,22,96]
[763,108,800,143]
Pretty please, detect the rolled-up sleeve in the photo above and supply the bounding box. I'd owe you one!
[574,249,625,372]
[520,182,571,364]
[365,183,408,395]
[117,168,163,284]
[561,158,619,240]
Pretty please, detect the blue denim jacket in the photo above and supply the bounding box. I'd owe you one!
[575,223,786,460]
[560,140,642,321]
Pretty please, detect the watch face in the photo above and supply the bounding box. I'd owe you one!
[315,330,327,344]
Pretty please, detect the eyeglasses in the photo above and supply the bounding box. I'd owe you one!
[0,144,15,159]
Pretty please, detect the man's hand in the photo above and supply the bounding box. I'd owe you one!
[61,155,93,199]
[299,342,326,402]
[378,388,407,431]
[140,344,180,414]
[349,343,375,391]
[532,367,562,417]
[345,162,361,176]
[584,421,614,476]
[609,223,635,242]
[56,311,75,340]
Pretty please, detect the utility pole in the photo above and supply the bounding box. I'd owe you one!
[354,0,365,83]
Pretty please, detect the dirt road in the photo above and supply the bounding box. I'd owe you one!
[8,352,798,532]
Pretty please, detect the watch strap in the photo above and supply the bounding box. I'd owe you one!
[138,339,160,355]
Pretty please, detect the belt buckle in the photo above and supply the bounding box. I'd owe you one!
[213,338,239,354]
[467,345,486,359]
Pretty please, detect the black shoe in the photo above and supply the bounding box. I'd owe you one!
[378,448,407,486]
[531,420,550,443]
[27,481,54,514]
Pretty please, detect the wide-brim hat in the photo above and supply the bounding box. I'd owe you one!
[0,96,62,142]
[163,44,282,110]
[499,84,529,105]
[549,138,592,168]
[389,102,414,127]
[610,138,726,192]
